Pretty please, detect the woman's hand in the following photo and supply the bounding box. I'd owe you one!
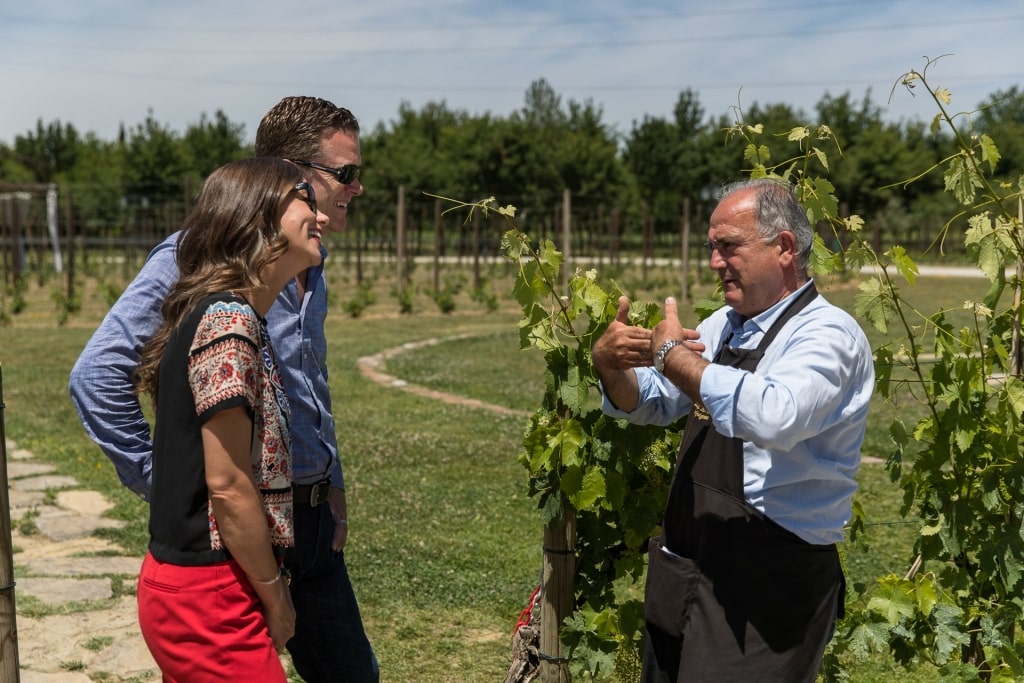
[260,577,296,651]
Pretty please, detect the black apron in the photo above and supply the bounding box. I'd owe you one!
[641,284,844,683]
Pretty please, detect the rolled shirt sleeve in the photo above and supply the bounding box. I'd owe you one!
[68,233,181,500]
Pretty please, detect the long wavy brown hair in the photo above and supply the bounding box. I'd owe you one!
[134,157,305,400]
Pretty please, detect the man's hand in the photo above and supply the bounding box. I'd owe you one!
[329,487,349,552]
[651,297,707,399]
[592,296,653,412]
[651,297,703,355]
[593,296,654,371]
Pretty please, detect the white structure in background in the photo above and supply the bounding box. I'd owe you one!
[47,184,63,273]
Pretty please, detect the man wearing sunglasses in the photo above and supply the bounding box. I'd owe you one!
[69,96,378,682]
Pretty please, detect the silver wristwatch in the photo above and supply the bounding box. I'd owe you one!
[654,339,684,373]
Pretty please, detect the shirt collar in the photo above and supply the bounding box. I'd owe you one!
[725,279,815,341]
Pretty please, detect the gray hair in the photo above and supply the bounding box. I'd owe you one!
[717,179,813,274]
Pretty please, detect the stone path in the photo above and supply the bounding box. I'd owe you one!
[5,437,156,682]
[356,336,532,419]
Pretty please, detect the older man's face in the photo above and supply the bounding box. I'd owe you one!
[706,189,792,318]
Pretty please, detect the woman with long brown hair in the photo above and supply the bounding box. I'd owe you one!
[133,156,327,681]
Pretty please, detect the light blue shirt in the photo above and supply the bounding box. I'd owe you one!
[602,282,874,545]
[68,232,343,501]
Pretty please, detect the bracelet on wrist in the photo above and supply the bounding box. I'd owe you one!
[249,566,292,587]
[248,573,280,586]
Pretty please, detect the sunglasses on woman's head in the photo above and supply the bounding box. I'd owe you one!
[292,181,317,215]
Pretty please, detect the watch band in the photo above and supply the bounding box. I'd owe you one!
[654,339,684,373]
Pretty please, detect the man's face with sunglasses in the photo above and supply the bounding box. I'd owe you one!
[294,128,363,234]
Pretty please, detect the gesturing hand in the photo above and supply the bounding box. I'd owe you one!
[651,297,705,359]
[592,296,654,371]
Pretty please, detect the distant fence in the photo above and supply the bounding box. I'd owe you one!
[1,182,715,286]
[0,181,964,293]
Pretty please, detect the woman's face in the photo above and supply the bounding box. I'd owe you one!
[278,181,327,273]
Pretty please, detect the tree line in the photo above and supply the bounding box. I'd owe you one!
[2,77,1024,259]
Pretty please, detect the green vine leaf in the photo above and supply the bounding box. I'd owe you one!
[559,362,589,414]
[965,214,1005,282]
[979,134,1001,172]
[867,577,917,625]
[888,246,919,286]
[568,467,607,511]
[548,418,586,468]
[944,153,984,206]
[854,278,893,334]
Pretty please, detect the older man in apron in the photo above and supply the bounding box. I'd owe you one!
[593,179,874,682]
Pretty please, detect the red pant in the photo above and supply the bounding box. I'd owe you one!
[137,552,286,682]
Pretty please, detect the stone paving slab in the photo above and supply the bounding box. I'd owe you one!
[22,556,141,577]
[56,490,114,516]
[90,636,159,680]
[15,475,79,492]
[17,577,113,605]
[6,461,57,478]
[8,488,46,509]
[33,508,124,541]
[13,533,124,560]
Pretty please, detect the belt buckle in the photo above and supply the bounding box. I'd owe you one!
[309,480,330,507]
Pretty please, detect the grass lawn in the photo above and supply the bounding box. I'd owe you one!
[0,257,1003,682]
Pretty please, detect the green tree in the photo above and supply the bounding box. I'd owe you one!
[623,89,707,232]
[121,110,187,210]
[181,110,248,182]
[61,134,127,233]
[624,114,681,225]
[509,78,568,209]
[12,119,81,183]
[559,99,623,205]
[0,140,36,183]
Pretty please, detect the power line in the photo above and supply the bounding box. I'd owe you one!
[3,56,1017,97]
[5,14,1024,57]
[0,0,904,36]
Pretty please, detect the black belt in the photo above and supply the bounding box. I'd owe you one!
[293,479,331,507]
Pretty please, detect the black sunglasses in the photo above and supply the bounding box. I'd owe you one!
[292,181,317,216]
[291,159,361,185]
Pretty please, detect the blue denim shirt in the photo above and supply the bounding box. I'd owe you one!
[68,232,343,500]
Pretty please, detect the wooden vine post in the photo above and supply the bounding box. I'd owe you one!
[0,366,21,682]
[395,185,406,293]
[539,510,575,683]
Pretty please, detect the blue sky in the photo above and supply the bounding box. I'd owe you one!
[1,0,1022,145]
